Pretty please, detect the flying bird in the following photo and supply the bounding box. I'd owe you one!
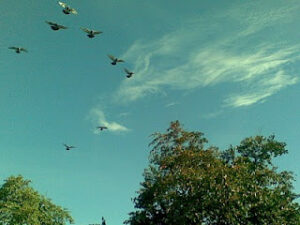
[124,68,134,78]
[97,126,108,131]
[45,21,67,31]
[9,47,28,53]
[108,54,124,65]
[58,1,77,15]
[81,27,103,38]
[63,144,76,151]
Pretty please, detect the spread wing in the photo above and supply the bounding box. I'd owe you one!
[97,126,108,129]
[9,47,18,50]
[81,27,91,33]
[46,21,56,26]
[117,59,125,63]
[20,48,28,52]
[108,54,116,61]
[63,144,75,148]
[58,1,67,8]
[93,30,103,35]
[124,68,131,74]
[69,8,77,14]
[58,24,67,29]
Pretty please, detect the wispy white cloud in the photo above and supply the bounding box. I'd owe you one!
[201,110,224,119]
[225,70,299,107]
[226,1,300,37]
[113,1,299,108]
[118,112,131,118]
[89,108,129,133]
[165,102,178,108]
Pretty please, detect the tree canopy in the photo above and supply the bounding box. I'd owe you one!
[0,175,74,225]
[125,121,300,225]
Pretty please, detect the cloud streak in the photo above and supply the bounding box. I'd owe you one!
[113,1,299,108]
[225,70,299,107]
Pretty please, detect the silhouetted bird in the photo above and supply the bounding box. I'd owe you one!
[97,126,108,131]
[102,217,106,225]
[9,47,28,54]
[63,144,76,151]
[124,68,134,78]
[81,27,102,38]
[108,54,124,65]
[46,21,67,31]
[58,1,77,15]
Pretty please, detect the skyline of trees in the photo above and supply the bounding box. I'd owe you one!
[1,121,300,224]
[125,121,300,224]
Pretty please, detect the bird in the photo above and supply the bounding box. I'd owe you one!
[108,54,124,65]
[63,144,76,151]
[97,126,108,131]
[101,217,106,225]
[8,47,28,54]
[58,1,77,15]
[81,27,103,38]
[45,21,67,31]
[124,68,134,78]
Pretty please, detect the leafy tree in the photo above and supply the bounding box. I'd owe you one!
[125,121,300,225]
[0,175,74,225]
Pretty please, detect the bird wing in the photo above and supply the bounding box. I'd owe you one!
[93,31,103,35]
[57,1,67,8]
[8,47,18,50]
[117,59,125,63]
[124,68,131,74]
[20,48,28,52]
[45,21,56,26]
[58,24,67,29]
[81,27,90,33]
[58,1,67,8]
[70,8,78,14]
[108,54,115,61]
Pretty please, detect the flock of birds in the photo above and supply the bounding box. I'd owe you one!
[8,1,135,151]
[64,126,107,151]
[9,1,135,78]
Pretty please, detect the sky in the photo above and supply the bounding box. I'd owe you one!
[0,0,299,224]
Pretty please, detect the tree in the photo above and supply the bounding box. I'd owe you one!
[125,121,300,225]
[0,175,74,225]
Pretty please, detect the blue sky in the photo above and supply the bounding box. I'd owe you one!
[0,0,299,224]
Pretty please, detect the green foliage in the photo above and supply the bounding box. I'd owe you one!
[125,121,300,225]
[0,175,74,225]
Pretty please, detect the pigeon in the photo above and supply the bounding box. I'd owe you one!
[108,54,124,65]
[9,47,28,54]
[46,21,67,31]
[102,217,106,225]
[97,126,108,131]
[63,144,76,151]
[124,68,134,78]
[81,27,103,38]
[58,1,77,15]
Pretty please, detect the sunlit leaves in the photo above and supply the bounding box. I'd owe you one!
[125,121,300,225]
[0,175,74,225]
